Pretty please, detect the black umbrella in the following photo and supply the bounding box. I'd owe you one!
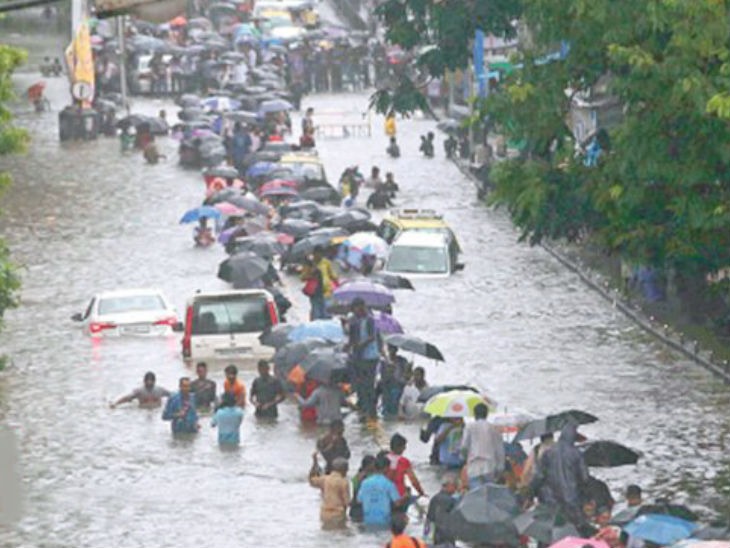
[229,235,285,258]
[307,227,350,239]
[301,348,349,383]
[281,200,323,221]
[579,440,641,467]
[611,502,699,526]
[692,521,730,540]
[225,110,260,124]
[384,333,444,361]
[513,504,580,544]
[321,208,371,229]
[217,252,270,287]
[417,385,480,404]
[204,165,239,180]
[177,93,202,108]
[287,233,339,262]
[259,324,295,348]
[226,195,270,216]
[273,338,334,374]
[443,484,521,546]
[205,188,240,205]
[514,409,599,443]
[178,107,206,121]
[369,272,415,290]
[300,186,339,204]
[277,219,318,238]
[209,1,237,14]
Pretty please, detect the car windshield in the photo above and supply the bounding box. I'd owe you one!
[387,245,448,274]
[98,294,166,315]
[191,295,271,335]
[282,162,325,181]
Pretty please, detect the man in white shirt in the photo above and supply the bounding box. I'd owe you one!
[460,403,505,489]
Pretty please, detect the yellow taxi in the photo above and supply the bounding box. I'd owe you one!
[376,209,461,251]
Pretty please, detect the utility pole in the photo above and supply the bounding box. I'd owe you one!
[117,15,129,112]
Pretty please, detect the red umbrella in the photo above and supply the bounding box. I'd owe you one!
[258,179,298,195]
[169,15,187,27]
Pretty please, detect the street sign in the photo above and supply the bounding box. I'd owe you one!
[71,81,94,101]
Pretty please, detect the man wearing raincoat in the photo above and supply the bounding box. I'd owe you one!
[529,423,590,530]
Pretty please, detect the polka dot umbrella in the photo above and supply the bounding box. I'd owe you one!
[423,390,489,418]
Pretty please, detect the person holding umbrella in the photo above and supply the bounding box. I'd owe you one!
[345,297,383,419]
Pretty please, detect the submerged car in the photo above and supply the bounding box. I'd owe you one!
[383,231,464,279]
[376,208,461,253]
[72,288,178,336]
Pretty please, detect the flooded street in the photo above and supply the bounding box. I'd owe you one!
[1,75,729,547]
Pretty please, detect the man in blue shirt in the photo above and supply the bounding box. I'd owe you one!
[211,392,244,445]
[346,298,383,419]
[357,454,404,527]
[162,377,199,435]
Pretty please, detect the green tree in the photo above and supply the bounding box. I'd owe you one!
[0,44,27,335]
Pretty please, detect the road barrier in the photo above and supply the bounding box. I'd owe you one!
[314,110,372,139]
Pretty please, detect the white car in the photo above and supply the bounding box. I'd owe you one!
[179,289,279,363]
[383,231,464,279]
[72,289,178,337]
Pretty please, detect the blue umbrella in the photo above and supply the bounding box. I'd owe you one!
[287,319,345,343]
[258,99,294,114]
[246,161,278,178]
[179,206,222,224]
[624,514,698,546]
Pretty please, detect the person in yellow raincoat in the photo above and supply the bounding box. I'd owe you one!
[301,247,339,320]
[384,113,396,138]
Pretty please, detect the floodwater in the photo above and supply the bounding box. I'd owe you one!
[1,74,729,548]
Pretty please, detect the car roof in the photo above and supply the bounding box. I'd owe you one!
[279,153,322,164]
[391,231,449,247]
[96,288,165,299]
[382,209,449,229]
[188,289,273,301]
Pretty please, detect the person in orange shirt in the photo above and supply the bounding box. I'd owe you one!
[224,364,246,408]
[387,513,426,548]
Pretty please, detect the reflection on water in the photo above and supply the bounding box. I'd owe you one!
[0,79,729,547]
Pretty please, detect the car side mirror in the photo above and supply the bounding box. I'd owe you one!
[455,263,466,272]
[71,312,83,322]
[172,322,184,333]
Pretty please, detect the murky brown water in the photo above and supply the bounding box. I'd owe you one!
[0,71,729,547]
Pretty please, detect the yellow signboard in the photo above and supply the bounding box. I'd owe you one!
[65,20,95,106]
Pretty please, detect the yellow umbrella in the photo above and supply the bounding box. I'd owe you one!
[423,390,488,418]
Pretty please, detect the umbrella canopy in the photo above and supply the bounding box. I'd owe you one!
[177,94,201,109]
[286,233,338,262]
[417,384,480,404]
[178,107,207,121]
[278,218,318,238]
[205,188,240,205]
[300,186,338,203]
[624,514,698,546]
[579,440,641,467]
[514,410,599,443]
[259,324,295,348]
[246,161,278,178]
[288,319,345,343]
[675,542,730,548]
[204,165,239,180]
[258,98,294,113]
[225,195,270,216]
[179,205,221,224]
[489,411,537,434]
[423,390,488,418]
[258,179,298,195]
[203,96,241,112]
[332,280,394,308]
[260,186,300,198]
[444,484,521,546]
[227,234,286,258]
[217,252,270,287]
[301,347,348,383]
[343,232,389,258]
[384,333,444,361]
[225,110,260,124]
[373,311,403,335]
[513,504,580,544]
[549,537,610,548]
[214,202,245,216]
[370,272,415,290]
[612,503,699,526]
[322,208,371,229]
[273,338,334,373]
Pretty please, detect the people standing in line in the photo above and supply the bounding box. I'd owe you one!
[250,360,286,419]
[296,379,347,426]
[316,419,351,474]
[309,453,350,529]
[211,392,244,446]
[162,377,199,434]
[223,364,247,408]
[460,403,505,489]
[386,136,401,158]
[349,454,376,523]
[424,473,459,546]
[386,433,426,510]
[301,247,339,321]
[346,298,382,420]
[110,371,170,409]
[357,453,405,528]
[190,362,217,412]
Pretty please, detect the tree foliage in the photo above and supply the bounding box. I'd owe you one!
[0,44,27,329]
[378,0,730,279]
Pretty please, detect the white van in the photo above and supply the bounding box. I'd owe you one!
[180,290,279,362]
[383,231,464,279]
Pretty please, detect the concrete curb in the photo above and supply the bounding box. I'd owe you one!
[450,158,730,384]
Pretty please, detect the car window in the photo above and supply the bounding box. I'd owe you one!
[192,296,271,335]
[387,245,448,274]
[83,298,95,320]
[283,162,324,181]
[98,295,165,315]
